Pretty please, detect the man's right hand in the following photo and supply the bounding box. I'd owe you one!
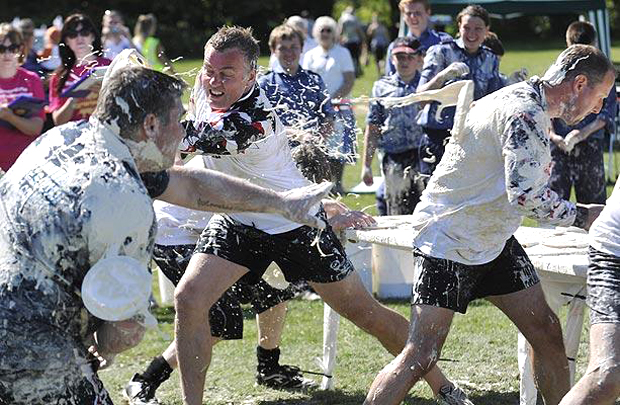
[277,182,333,229]
[362,166,373,186]
[575,203,605,231]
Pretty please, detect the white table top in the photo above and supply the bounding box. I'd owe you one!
[344,216,588,280]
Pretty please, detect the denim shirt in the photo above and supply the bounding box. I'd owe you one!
[385,28,452,76]
[367,72,423,153]
[552,86,617,141]
[417,38,502,130]
[257,67,335,134]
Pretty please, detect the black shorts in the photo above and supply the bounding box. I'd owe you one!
[411,236,540,313]
[587,247,620,325]
[195,209,354,286]
[153,244,295,340]
[372,44,387,61]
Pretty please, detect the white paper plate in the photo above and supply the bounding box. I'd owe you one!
[82,255,152,321]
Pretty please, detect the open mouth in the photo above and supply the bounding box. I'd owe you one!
[209,89,224,97]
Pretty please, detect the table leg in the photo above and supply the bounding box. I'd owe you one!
[564,291,586,385]
[319,303,340,390]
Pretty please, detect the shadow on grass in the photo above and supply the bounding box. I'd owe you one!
[256,390,440,405]
[255,389,519,405]
[466,391,520,405]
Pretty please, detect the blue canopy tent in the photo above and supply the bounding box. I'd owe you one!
[426,0,610,56]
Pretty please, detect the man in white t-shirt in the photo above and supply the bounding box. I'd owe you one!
[172,26,469,405]
[0,63,331,405]
[365,44,616,405]
[560,180,620,403]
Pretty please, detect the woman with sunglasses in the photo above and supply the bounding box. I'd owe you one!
[49,13,111,126]
[0,23,44,172]
[302,16,357,194]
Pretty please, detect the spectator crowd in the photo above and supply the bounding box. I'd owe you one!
[0,2,618,405]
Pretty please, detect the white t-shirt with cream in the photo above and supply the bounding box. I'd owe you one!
[412,80,576,265]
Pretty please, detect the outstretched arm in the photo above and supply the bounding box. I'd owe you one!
[157,165,331,229]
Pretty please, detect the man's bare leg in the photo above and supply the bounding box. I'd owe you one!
[364,304,454,404]
[257,302,287,349]
[487,284,570,405]
[311,272,456,397]
[174,253,249,405]
[559,323,620,405]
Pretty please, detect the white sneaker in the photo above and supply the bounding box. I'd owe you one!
[123,374,160,405]
[436,384,474,405]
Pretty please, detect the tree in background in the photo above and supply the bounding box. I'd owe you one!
[1,0,335,58]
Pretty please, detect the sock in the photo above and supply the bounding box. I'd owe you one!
[138,356,173,388]
[257,346,280,371]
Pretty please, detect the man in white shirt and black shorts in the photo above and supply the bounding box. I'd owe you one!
[173,25,468,405]
[365,44,616,405]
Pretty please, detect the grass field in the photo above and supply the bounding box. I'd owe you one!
[99,41,620,404]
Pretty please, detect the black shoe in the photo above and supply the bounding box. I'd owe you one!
[123,374,160,405]
[256,364,318,390]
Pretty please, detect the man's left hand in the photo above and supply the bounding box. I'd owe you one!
[329,210,376,231]
[563,129,585,153]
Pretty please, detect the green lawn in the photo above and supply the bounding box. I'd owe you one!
[98,42,620,404]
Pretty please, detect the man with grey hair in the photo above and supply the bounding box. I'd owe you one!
[365,44,616,405]
[0,63,330,404]
[173,25,470,405]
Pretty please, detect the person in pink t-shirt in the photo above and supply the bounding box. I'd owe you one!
[0,23,44,172]
[48,13,111,126]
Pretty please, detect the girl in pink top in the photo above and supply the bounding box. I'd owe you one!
[49,13,110,125]
[0,24,44,171]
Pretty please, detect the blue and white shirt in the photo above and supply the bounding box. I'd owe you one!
[385,28,452,76]
[552,86,617,141]
[257,66,335,134]
[367,72,424,154]
[417,38,503,130]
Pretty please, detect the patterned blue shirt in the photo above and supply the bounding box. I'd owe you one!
[385,28,452,76]
[257,67,335,133]
[552,86,617,141]
[417,38,503,130]
[367,72,424,153]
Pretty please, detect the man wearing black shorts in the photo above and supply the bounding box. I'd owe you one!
[173,26,469,405]
[0,61,330,404]
[365,44,615,405]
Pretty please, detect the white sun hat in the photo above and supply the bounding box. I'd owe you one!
[81,246,157,327]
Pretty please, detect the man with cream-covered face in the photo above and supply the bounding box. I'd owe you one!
[365,44,615,405]
[174,26,426,405]
[0,52,331,403]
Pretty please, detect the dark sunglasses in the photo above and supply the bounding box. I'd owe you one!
[0,44,20,54]
[66,28,93,39]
